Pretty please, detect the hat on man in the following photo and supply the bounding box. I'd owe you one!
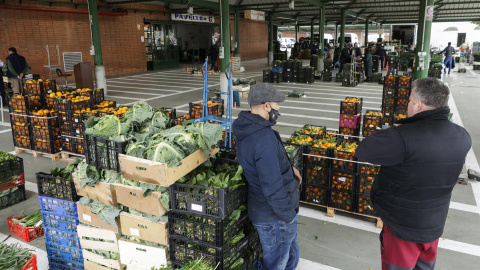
[248,83,285,106]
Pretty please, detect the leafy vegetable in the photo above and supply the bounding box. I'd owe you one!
[124,207,168,223]
[122,101,154,124]
[0,242,33,270]
[180,162,245,190]
[226,229,245,247]
[85,114,131,140]
[12,209,43,228]
[50,159,81,179]
[74,160,121,188]
[79,197,122,228]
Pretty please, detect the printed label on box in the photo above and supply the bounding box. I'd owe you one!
[339,177,346,182]
[191,204,203,212]
[130,228,140,236]
[83,214,92,222]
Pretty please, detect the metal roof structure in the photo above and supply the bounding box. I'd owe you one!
[106,0,480,25]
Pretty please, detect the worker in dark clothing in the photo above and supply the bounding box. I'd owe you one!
[233,83,301,270]
[339,44,350,73]
[363,48,373,82]
[209,44,218,72]
[377,46,387,71]
[353,43,362,58]
[440,42,456,74]
[6,47,29,94]
[355,78,471,270]
[0,60,5,105]
[310,41,318,55]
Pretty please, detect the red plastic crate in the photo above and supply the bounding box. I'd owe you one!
[21,254,38,270]
[7,216,44,242]
[0,173,25,192]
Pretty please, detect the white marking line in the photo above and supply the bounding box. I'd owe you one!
[274,83,384,93]
[25,181,38,193]
[275,86,383,97]
[0,122,11,127]
[107,89,167,96]
[107,79,210,88]
[298,258,342,270]
[0,129,11,134]
[449,93,480,210]
[283,99,381,111]
[107,84,191,91]
[277,89,383,100]
[105,95,143,101]
[0,232,49,270]
[299,206,480,257]
[449,202,480,214]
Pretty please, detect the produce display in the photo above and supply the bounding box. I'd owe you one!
[189,101,223,119]
[305,185,327,205]
[340,97,362,115]
[8,209,44,242]
[305,166,329,186]
[0,242,36,270]
[358,195,376,216]
[359,175,375,194]
[330,189,353,211]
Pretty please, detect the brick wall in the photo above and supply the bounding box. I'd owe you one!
[0,1,268,79]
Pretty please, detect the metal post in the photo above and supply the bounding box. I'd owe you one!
[219,0,231,103]
[295,25,298,42]
[235,8,241,57]
[365,20,369,46]
[87,0,107,94]
[310,19,314,46]
[414,0,434,79]
[319,3,325,57]
[268,13,274,65]
[340,9,346,51]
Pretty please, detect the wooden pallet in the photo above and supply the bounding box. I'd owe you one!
[14,147,60,161]
[61,151,85,162]
[301,201,383,229]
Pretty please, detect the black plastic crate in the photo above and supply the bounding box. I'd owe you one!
[357,193,378,216]
[11,122,31,137]
[170,184,247,219]
[0,185,26,210]
[303,184,329,206]
[397,87,410,98]
[329,188,355,212]
[0,156,24,184]
[396,97,409,108]
[84,135,128,172]
[161,107,177,119]
[362,127,380,138]
[30,112,58,127]
[59,119,73,133]
[36,172,80,202]
[304,146,331,168]
[358,174,376,195]
[23,80,56,95]
[363,111,382,130]
[94,100,116,110]
[9,108,29,124]
[383,86,397,97]
[304,165,330,186]
[61,134,85,155]
[168,208,252,247]
[31,125,60,140]
[382,94,395,107]
[331,170,356,191]
[32,137,62,154]
[359,164,380,176]
[56,98,92,111]
[381,105,394,118]
[78,88,104,106]
[169,229,258,270]
[340,98,363,115]
[384,75,399,87]
[395,105,408,114]
[57,110,72,122]
[382,116,394,126]
[398,76,412,88]
[189,102,221,119]
[8,95,43,111]
[13,135,33,149]
[338,127,360,140]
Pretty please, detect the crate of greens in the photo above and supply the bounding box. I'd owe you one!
[8,210,44,242]
[36,163,80,201]
[0,243,38,270]
[168,204,251,247]
[0,173,25,193]
[0,185,26,210]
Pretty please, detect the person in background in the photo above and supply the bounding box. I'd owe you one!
[328,43,335,60]
[364,48,373,82]
[6,47,29,95]
[339,44,351,73]
[209,44,218,72]
[0,60,5,105]
[310,40,318,55]
[377,46,387,71]
[355,78,471,270]
[440,42,456,74]
[353,43,362,58]
[233,83,301,270]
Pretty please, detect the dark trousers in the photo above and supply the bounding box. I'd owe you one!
[380,56,386,70]
[0,81,5,105]
[210,60,218,72]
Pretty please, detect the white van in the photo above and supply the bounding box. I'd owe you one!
[338,33,359,46]
[280,38,296,48]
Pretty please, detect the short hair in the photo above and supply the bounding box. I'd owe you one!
[365,48,370,54]
[8,47,17,53]
[448,42,451,46]
[412,77,450,108]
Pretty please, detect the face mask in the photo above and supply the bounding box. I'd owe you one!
[267,105,280,123]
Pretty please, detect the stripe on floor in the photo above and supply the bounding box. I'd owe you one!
[298,258,342,270]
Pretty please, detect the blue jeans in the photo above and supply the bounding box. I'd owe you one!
[253,215,300,270]
[444,57,453,74]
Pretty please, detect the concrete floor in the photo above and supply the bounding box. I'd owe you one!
[0,58,479,270]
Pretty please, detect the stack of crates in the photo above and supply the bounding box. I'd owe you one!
[272,60,284,83]
[428,55,444,79]
[330,138,358,212]
[323,58,333,82]
[0,153,25,210]
[387,54,399,75]
[30,108,61,155]
[362,110,383,137]
[339,97,362,138]
[310,55,318,70]
[357,164,380,216]
[292,59,302,82]
[399,52,412,71]
[304,66,315,84]
[342,63,355,87]
[372,55,380,73]
[263,70,273,83]
[38,189,83,269]
[381,75,412,126]
[169,159,260,269]
[283,60,294,82]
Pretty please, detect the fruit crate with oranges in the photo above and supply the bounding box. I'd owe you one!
[304,165,330,187]
[8,95,43,111]
[13,135,32,149]
[394,113,407,122]
[94,100,116,110]
[339,113,361,129]
[303,184,329,206]
[396,97,409,108]
[189,101,222,119]
[9,108,29,124]
[97,106,129,118]
[30,109,58,126]
[398,75,412,88]
[77,88,104,106]
[173,114,193,126]
[329,188,355,212]
[45,90,76,109]
[331,170,356,191]
[61,134,85,155]
[358,174,375,195]
[32,137,61,154]
[381,105,394,118]
[23,79,56,95]
[304,140,335,168]
[397,87,410,98]
[382,94,395,107]
[338,127,360,140]
[382,116,394,127]
[296,125,326,139]
[363,110,382,130]
[340,97,362,115]
[332,140,358,172]
[362,128,379,138]
[357,194,377,216]
[56,96,92,111]
[32,125,60,140]
[384,75,399,87]
[11,122,30,137]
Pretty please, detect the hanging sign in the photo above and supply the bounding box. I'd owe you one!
[171,13,215,23]
[426,6,434,21]
[245,10,265,21]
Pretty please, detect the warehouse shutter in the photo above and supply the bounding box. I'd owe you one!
[63,52,83,72]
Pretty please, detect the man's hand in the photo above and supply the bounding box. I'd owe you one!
[293,167,302,184]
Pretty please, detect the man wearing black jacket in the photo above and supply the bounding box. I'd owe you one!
[6,47,29,94]
[355,78,471,270]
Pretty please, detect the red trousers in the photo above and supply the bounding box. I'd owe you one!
[381,225,439,270]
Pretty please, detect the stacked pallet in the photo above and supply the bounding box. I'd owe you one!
[362,111,383,138]
[429,55,444,79]
[339,97,362,138]
[0,151,25,210]
[381,75,412,126]
[267,60,314,84]
[386,53,399,75]
[323,58,333,82]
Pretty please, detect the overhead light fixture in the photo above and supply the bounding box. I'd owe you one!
[187,6,193,15]
[289,0,295,10]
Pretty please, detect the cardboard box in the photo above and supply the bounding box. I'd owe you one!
[119,212,168,246]
[115,184,167,217]
[118,239,168,269]
[77,224,120,252]
[118,148,219,187]
[76,203,120,233]
[83,249,125,270]
[73,173,117,207]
